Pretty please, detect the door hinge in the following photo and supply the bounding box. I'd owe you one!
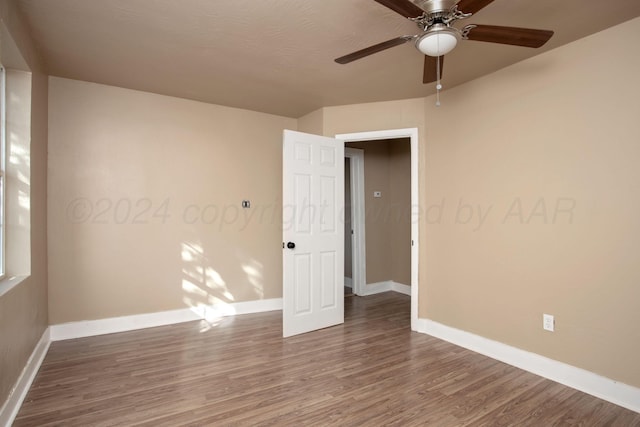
[411,240,414,246]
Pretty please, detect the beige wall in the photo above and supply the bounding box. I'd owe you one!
[46,82,422,324]
[347,139,411,286]
[389,140,411,286]
[421,17,640,387]
[48,77,296,324]
[0,0,49,409]
[347,140,391,284]
[297,108,324,135]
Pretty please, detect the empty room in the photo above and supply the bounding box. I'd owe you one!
[1,0,640,425]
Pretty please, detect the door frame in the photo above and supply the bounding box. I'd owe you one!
[344,148,365,296]
[336,128,419,331]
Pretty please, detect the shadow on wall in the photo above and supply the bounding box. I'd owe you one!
[180,238,265,330]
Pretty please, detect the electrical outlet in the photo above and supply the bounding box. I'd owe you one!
[543,314,555,332]
[373,191,382,198]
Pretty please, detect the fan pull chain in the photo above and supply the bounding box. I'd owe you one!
[436,56,441,107]
[435,35,441,107]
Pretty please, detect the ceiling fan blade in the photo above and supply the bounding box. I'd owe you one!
[464,25,554,48]
[423,56,444,84]
[374,0,425,18]
[335,36,414,64]
[456,0,496,15]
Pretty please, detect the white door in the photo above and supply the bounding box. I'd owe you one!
[283,130,344,337]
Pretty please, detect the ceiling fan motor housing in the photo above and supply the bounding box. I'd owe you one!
[413,0,458,14]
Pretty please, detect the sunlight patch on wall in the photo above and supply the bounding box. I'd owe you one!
[10,137,30,221]
[181,241,237,328]
[242,258,264,299]
[181,279,207,298]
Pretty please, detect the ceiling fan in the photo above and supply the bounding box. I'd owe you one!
[335,0,554,85]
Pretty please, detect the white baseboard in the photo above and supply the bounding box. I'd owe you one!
[344,277,353,288]
[362,281,410,296]
[227,298,283,315]
[50,298,283,341]
[391,282,411,296]
[0,328,51,427]
[362,281,392,295]
[50,308,201,341]
[416,318,640,414]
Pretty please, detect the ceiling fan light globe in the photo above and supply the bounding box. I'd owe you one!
[416,28,459,57]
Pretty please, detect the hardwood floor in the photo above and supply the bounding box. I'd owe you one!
[15,293,640,426]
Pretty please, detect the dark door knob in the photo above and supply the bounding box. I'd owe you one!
[287,242,296,249]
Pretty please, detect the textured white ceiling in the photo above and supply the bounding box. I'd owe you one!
[17,0,640,117]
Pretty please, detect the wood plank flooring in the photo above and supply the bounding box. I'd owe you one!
[15,293,640,426]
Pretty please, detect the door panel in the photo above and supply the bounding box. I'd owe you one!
[320,251,337,309]
[320,176,336,232]
[294,253,312,314]
[294,174,312,234]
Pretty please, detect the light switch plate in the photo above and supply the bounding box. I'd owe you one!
[373,191,382,198]
[543,314,554,332]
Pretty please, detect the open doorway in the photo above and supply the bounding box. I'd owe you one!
[337,129,419,331]
[344,138,411,296]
